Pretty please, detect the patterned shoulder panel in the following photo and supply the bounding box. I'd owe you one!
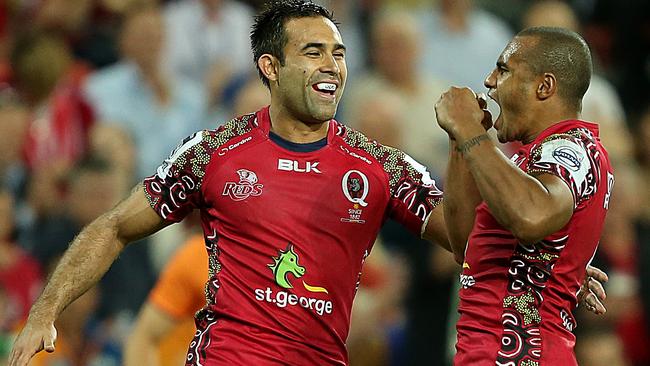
[336,123,442,225]
[527,127,602,208]
[336,124,433,193]
[143,113,257,221]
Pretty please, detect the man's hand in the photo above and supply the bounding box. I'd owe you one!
[578,265,608,315]
[9,320,57,366]
[434,87,486,140]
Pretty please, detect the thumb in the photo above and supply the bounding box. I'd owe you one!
[43,327,57,353]
[43,339,55,353]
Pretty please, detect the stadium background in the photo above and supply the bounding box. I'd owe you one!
[0,0,648,365]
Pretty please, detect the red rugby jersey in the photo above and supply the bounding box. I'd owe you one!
[142,106,443,365]
[455,120,614,366]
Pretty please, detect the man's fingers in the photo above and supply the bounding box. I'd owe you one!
[44,338,55,353]
[586,265,608,283]
[476,93,488,109]
[585,291,607,315]
[587,277,606,301]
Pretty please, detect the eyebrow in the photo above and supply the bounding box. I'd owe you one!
[301,42,347,52]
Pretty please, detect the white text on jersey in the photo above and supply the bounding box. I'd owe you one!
[277,159,322,174]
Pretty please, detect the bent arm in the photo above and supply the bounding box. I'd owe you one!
[460,135,573,243]
[442,139,482,263]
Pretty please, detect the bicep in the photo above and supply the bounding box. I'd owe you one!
[533,173,574,234]
[114,184,170,244]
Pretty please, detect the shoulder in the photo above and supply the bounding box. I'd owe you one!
[153,113,258,181]
[334,122,434,192]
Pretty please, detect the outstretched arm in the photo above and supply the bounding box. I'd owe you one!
[9,185,168,366]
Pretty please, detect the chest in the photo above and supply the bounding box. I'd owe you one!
[201,143,390,238]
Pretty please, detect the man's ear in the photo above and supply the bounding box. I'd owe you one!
[537,73,557,100]
[258,54,279,84]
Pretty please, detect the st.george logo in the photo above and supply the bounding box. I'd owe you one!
[222,169,263,201]
[255,244,333,315]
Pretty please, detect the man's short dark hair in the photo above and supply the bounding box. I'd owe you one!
[517,26,593,110]
[250,0,336,88]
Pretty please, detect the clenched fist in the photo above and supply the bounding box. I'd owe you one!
[434,87,492,141]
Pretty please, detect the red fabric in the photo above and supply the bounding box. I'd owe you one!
[455,120,614,365]
[142,106,442,365]
[22,74,94,170]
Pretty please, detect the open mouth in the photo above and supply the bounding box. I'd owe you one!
[312,82,337,98]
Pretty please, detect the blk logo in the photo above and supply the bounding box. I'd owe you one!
[277,159,321,174]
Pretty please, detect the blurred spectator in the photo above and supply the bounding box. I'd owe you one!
[0,188,43,334]
[0,95,29,200]
[231,77,270,116]
[84,6,207,180]
[414,0,513,92]
[163,0,254,108]
[87,123,137,196]
[346,9,449,175]
[11,31,94,172]
[320,0,367,80]
[634,107,650,362]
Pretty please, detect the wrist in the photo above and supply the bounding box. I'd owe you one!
[455,133,490,154]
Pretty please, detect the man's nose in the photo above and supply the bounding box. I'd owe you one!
[484,69,496,89]
[320,53,340,75]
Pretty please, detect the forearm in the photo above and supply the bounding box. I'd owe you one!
[460,135,560,242]
[27,212,126,323]
[443,140,482,262]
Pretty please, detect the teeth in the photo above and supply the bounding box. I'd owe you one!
[316,83,336,92]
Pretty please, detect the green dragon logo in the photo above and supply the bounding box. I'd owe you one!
[268,243,305,289]
[268,243,328,293]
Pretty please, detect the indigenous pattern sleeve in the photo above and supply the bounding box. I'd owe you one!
[143,114,256,222]
[340,127,443,236]
[527,129,601,209]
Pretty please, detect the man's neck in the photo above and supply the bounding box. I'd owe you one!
[268,104,329,144]
[523,108,580,144]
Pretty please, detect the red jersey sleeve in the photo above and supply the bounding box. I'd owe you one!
[527,131,600,209]
[386,152,443,236]
[143,131,209,222]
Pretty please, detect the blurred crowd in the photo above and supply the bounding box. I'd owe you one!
[0,0,648,365]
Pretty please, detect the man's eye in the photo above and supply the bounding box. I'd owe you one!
[334,53,345,58]
[307,52,320,57]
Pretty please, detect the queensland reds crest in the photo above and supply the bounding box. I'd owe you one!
[222,169,264,201]
[341,170,369,207]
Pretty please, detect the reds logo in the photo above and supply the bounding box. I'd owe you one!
[222,169,264,201]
